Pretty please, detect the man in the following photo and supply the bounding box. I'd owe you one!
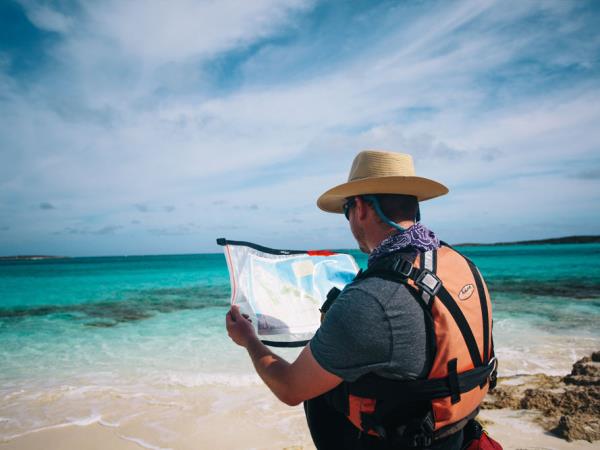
[226,150,496,450]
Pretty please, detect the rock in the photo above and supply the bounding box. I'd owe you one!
[482,384,521,409]
[569,355,600,377]
[484,351,600,442]
[552,414,600,443]
[564,353,600,387]
[519,389,560,413]
[564,374,600,386]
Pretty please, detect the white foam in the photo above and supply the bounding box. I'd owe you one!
[118,434,173,450]
[66,414,102,427]
[98,418,120,428]
[159,372,262,387]
[1,414,103,442]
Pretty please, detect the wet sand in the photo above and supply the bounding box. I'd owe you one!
[0,384,316,450]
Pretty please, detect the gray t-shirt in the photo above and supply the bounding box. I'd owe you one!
[310,254,433,383]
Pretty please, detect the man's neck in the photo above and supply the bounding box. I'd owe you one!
[367,220,415,253]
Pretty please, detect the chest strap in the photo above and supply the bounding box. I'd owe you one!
[347,357,497,400]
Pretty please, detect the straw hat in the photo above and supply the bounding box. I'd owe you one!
[317,150,449,213]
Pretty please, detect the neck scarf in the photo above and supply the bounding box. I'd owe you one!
[368,222,440,267]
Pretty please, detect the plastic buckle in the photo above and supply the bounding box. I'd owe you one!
[412,434,432,448]
[374,425,387,440]
[393,259,414,278]
[488,357,498,390]
[422,412,435,434]
[416,269,441,296]
[361,412,386,439]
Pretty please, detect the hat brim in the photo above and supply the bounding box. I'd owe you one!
[317,176,449,213]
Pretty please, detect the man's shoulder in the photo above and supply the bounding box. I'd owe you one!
[347,249,418,297]
[342,272,417,312]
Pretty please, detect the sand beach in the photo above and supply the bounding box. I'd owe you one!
[1,352,599,450]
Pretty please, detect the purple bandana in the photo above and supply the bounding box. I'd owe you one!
[368,222,440,267]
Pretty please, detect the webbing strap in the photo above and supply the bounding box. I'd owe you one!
[467,260,490,364]
[447,358,461,404]
[436,286,483,368]
[347,361,495,399]
[420,250,434,306]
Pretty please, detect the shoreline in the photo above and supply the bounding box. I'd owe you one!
[0,383,316,450]
[2,235,599,260]
[2,355,598,450]
[454,234,600,247]
[0,255,69,261]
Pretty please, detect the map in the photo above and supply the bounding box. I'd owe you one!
[219,239,359,345]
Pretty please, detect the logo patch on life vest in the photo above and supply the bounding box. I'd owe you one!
[458,284,474,300]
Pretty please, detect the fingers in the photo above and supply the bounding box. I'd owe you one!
[226,309,235,328]
[230,305,241,319]
[226,305,252,324]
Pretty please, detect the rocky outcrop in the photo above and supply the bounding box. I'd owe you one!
[564,351,600,386]
[483,352,600,442]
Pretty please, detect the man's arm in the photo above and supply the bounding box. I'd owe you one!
[226,305,342,406]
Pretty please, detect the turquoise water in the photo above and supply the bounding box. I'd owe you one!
[1,244,599,364]
[1,243,599,438]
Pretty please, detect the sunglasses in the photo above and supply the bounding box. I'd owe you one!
[342,197,356,220]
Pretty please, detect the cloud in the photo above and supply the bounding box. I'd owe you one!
[573,168,600,180]
[134,204,149,213]
[1,0,599,255]
[39,202,55,210]
[82,0,313,66]
[94,225,122,235]
[234,204,260,210]
[17,0,73,33]
[148,223,201,236]
[54,225,122,235]
[218,224,243,231]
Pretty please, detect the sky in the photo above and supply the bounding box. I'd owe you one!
[0,0,599,256]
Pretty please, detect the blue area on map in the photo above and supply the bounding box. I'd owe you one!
[252,254,357,303]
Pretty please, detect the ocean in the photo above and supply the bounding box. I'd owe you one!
[1,243,599,447]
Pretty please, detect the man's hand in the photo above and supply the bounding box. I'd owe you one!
[225,305,342,405]
[226,305,257,348]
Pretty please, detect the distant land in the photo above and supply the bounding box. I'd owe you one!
[0,255,69,261]
[454,235,600,247]
[1,235,598,260]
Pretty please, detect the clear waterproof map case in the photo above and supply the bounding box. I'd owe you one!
[217,238,359,347]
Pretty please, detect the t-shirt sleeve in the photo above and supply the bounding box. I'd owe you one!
[310,286,392,382]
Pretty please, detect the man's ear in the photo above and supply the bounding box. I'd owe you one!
[355,196,370,221]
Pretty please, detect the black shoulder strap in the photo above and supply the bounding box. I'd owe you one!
[435,286,483,368]
[466,260,490,364]
[437,244,490,366]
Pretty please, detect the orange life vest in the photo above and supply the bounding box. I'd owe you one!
[319,244,497,447]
